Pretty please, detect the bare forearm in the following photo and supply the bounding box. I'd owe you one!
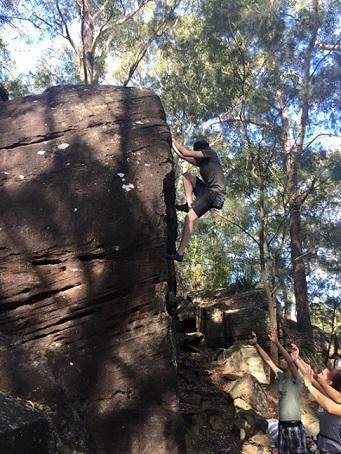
[306,383,341,416]
[320,381,341,403]
[293,358,324,393]
[173,139,191,157]
[276,341,294,365]
[275,341,297,376]
[255,343,271,363]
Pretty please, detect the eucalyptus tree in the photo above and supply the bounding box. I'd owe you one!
[3,0,180,85]
[155,0,339,333]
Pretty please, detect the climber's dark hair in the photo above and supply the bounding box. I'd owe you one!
[193,137,209,151]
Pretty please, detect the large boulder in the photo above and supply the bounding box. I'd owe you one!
[0,86,183,453]
[194,289,270,347]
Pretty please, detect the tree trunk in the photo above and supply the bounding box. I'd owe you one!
[78,0,95,84]
[282,286,294,320]
[276,87,313,333]
[259,179,278,365]
[289,202,312,331]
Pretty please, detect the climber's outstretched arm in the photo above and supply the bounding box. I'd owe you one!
[172,138,202,165]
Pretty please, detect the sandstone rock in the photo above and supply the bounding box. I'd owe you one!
[229,375,268,415]
[0,86,183,453]
[216,342,270,384]
[176,298,196,323]
[0,393,49,454]
[241,432,271,454]
[229,375,269,440]
[194,289,270,348]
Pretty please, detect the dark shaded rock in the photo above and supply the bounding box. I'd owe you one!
[193,289,270,348]
[0,86,183,453]
[176,298,196,323]
[176,332,205,349]
[0,393,49,454]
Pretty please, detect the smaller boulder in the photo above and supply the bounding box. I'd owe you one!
[229,374,269,440]
[217,342,270,384]
[229,374,268,415]
[241,432,271,454]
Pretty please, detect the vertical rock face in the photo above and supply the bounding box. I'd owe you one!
[0,86,182,453]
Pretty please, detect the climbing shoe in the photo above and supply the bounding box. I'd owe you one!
[166,252,184,262]
[176,203,190,213]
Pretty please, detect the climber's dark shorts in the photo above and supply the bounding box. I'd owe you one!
[191,177,225,218]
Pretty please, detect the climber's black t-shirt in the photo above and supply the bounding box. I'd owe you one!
[195,149,225,194]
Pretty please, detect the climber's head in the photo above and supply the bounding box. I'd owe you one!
[193,136,210,151]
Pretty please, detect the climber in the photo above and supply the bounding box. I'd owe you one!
[252,330,308,454]
[167,136,226,262]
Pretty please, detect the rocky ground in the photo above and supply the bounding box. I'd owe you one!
[171,292,322,454]
[177,347,242,454]
[177,341,320,454]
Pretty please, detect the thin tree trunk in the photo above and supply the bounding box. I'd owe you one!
[259,177,278,365]
[276,86,312,333]
[289,202,312,331]
[78,0,95,84]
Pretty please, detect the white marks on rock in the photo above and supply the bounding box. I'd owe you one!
[19,175,25,180]
[37,150,46,156]
[57,143,70,150]
[122,183,135,192]
[135,120,144,125]
[117,172,135,192]
[73,208,78,212]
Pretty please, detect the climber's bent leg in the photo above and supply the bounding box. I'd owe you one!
[176,174,205,212]
[177,209,198,256]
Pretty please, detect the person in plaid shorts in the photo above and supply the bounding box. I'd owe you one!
[252,330,307,453]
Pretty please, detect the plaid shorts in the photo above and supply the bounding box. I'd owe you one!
[278,421,307,454]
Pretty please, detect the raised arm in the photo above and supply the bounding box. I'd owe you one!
[317,369,341,403]
[252,331,280,374]
[290,343,325,393]
[172,138,205,164]
[304,366,341,416]
[268,330,298,378]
